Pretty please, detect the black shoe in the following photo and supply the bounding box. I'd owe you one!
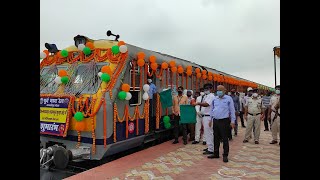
[192,141,199,144]
[172,140,179,144]
[203,151,213,155]
[223,156,228,162]
[234,133,237,136]
[203,148,208,151]
[270,140,278,144]
[202,142,206,145]
[264,129,269,131]
[183,141,187,145]
[208,154,220,159]
[243,140,249,143]
[255,141,259,144]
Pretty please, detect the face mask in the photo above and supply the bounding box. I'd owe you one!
[275,90,280,94]
[178,90,183,94]
[204,90,210,95]
[217,91,224,97]
[200,92,205,96]
[252,93,258,97]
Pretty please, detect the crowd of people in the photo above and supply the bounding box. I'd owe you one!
[148,78,280,163]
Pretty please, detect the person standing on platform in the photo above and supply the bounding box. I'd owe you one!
[242,90,265,144]
[230,89,240,137]
[269,85,280,145]
[239,93,246,128]
[193,84,215,155]
[172,86,188,145]
[147,78,157,131]
[193,88,206,144]
[262,91,272,131]
[207,85,236,163]
[186,90,196,142]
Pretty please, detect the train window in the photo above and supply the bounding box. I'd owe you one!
[40,65,68,94]
[129,87,142,106]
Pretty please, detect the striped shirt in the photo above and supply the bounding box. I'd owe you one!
[262,95,271,108]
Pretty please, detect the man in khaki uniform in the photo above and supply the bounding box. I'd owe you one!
[243,88,265,144]
[269,85,280,145]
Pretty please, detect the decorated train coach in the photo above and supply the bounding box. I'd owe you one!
[40,32,271,169]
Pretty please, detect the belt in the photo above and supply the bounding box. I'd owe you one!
[248,113,261,116]
[213,118,229,121]
[202,115,210,117]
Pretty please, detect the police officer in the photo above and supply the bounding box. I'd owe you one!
[194,84,215,155]
[269,85,280,145]
[243,88,265,144]
[207,85,236,163]
[193,88,206,144]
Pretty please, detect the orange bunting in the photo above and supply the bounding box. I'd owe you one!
[202,74,207,80]
[178,67,184,74]
[161,62,168,69]
[151,63,158,70]
[196,73,201,79]
[137,52,145,59]
[186,70,192,76]
[195,68,200,74]
[186,65,192,70]
[208,72,213,76]
[202,70,207,75]
[169,60,176,67]
[171,66,177,73]
[208,75,213,81]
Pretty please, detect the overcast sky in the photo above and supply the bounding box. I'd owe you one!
[40,0,280,87]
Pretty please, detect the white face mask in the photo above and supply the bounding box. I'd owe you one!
[200,92,205,96]
[275,90,280,94]
[252,93,258,97]
[204,90,210,95]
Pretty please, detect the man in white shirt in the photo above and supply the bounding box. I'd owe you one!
[194,84,215,155]
[269,85,280,145]
[193,88,206,144]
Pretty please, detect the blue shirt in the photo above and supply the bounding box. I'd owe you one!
[148,83,157,99]
[210,95,236,123]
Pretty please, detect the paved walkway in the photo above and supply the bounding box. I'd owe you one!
[66,125,280,180]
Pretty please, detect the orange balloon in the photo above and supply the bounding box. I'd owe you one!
[202,74,207,80]
[137,59,145,67]
[101,66,112,74]
[86,42,95,49]
[122,84,130,92]
[169,61,176,67]
[171,66,177,73]
[58,69,68,77]
[186,65,192,70]
[75,121,86,132]
[186,70,192,76]
[196,73,201,79]
[208,75,213,81]
[149,55,156,63]
[202,70,207,75]
[195,68,200,74]
[208,72,213,76]
[161,62,168,69]
[151,63,158,70]
[137,52,145,59]
[118,41,126,46]
[43,50,49,57]
[178,67,184,74]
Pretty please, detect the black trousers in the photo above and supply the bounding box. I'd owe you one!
[239,111,245,127]
[213,118,230,157]
[264,108,270,130]
[173,115,187,142]
[149,99,155,131]
[228,118,232,139]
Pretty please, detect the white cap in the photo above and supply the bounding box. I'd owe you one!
[247,87,253,91]
[147,79,152,83]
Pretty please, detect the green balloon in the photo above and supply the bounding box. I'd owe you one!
[74,112,84,122]
[163,116,170,123]
[118,91,127,100]
[83,47,91,55]
[101,73,111,82]
[164,123,171,129]
[61,50,68,57]
[111,45,120,54]
[61,76,69,84]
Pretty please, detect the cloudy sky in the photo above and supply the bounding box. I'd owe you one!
[40,0,280,87]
